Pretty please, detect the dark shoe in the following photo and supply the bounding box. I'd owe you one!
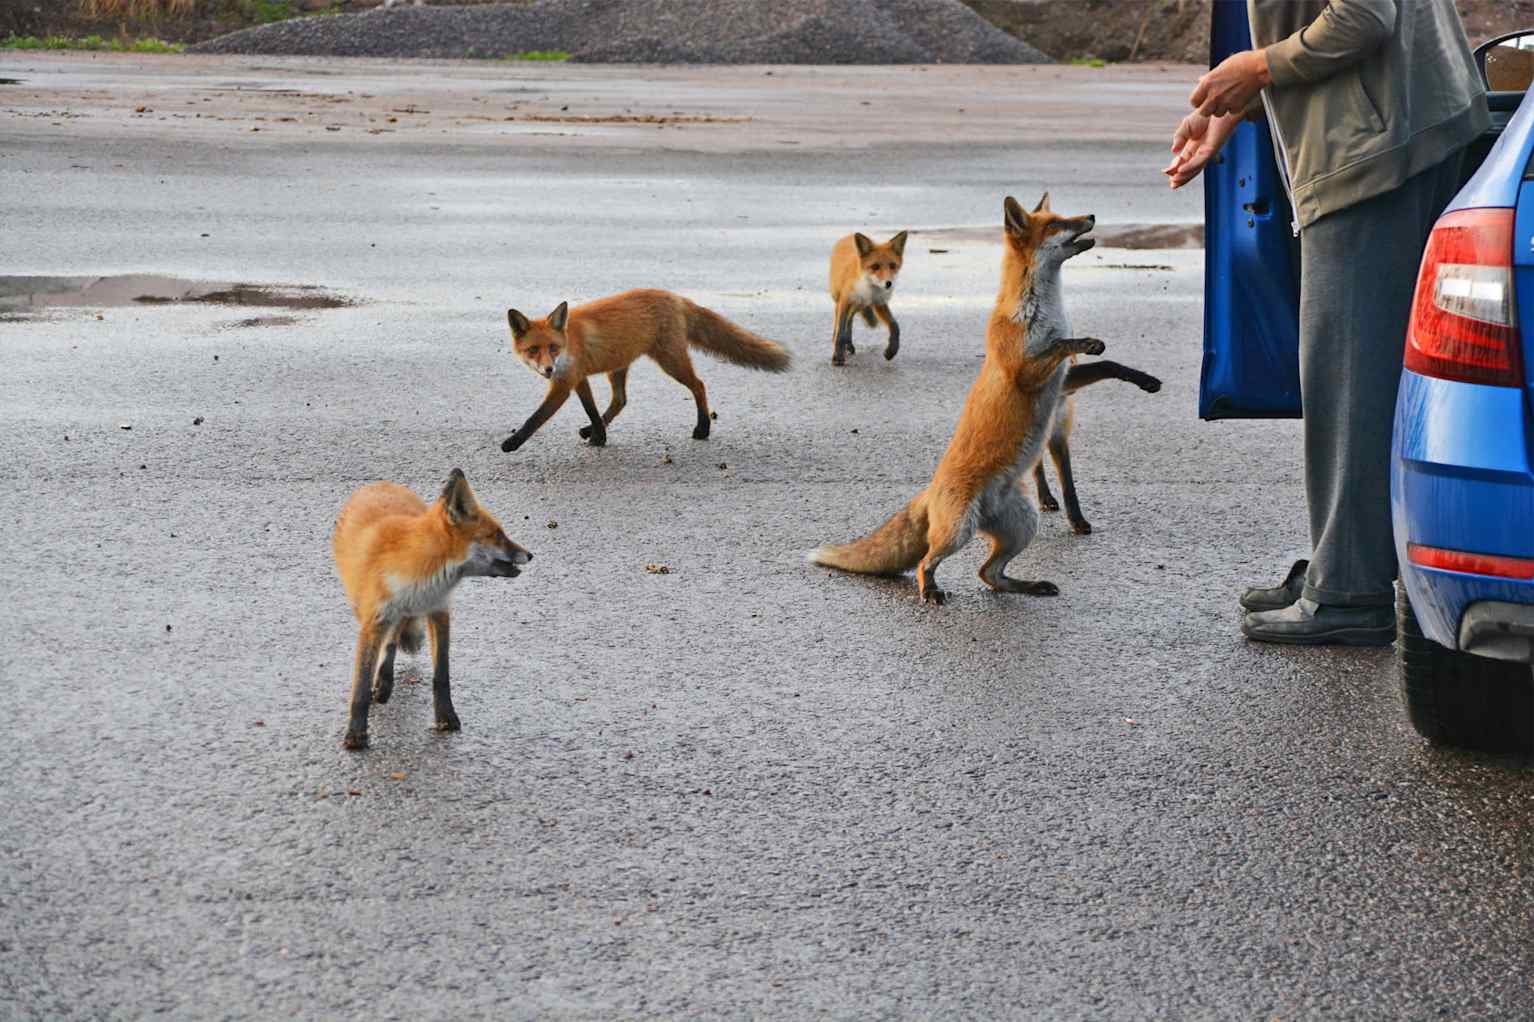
[1241,598,1395,647]
[1240,558,1309,612]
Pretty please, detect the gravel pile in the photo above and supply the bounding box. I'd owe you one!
[191,0,1051,64]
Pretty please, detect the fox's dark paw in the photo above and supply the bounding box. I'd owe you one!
[831,354,846,367]
[1038,494,1060,512]
[692,423,710,440]
[920,587,947,606]
[1069,517,1093,536]
[578,425,592,439]
[433,712,461,734]
[583,428,607,447]
[884,341,899,361]
[500,434,524,453]
[1137,375,1162,393]
[1079,338,1106,356]
[372,680,392,704]
[845,340,855,355]
[342,730,369,751]
[1022,580,1060,596]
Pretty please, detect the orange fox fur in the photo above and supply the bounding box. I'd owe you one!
[810,194,1110,604]
[333,469,531,749]
[500,288,790,451]
[828,230,908,365]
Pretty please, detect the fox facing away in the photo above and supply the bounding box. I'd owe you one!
[500,289,791,452]
[333,469,531,750]
[828,230,908,365]
[811,194,1151,604]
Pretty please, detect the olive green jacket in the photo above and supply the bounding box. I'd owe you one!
[1248,0,1490,227]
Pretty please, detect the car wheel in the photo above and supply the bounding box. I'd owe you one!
[1397,584,1534,752]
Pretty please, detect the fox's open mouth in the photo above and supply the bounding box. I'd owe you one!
[489,561,522,578]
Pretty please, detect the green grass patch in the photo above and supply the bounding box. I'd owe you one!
[1069,57,1107,68]
[502,50,571,62]
[1,32,184,52]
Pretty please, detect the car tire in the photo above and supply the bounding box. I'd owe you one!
[1397,583,1534,753]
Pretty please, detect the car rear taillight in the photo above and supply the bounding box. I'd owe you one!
[1407,543,1534,580]
[1403,208,1522,387]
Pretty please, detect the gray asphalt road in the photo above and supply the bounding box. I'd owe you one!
[3,55,1533,1021]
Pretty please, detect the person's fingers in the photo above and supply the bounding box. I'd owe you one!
[1190,78,1210,108]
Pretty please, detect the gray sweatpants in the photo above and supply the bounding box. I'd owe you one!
[1299,153,1465,608]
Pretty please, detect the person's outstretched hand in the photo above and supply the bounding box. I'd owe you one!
[1163,111,1242,189]
[1190,49,1272,118]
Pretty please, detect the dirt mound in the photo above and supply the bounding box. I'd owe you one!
[190,0,1051,64]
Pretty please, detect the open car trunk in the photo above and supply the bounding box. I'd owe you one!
[1198,0,1519,420]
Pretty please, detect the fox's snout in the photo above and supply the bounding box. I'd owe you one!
[883,280,893,290]
[542,366,555,378]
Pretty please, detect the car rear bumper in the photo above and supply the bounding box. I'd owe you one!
[1391,368,1534,651]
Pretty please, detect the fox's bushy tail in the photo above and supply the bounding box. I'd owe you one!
[683,300,791,372]
[809,495,929,576]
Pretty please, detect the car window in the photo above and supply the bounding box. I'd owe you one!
[1486,34,1534,92]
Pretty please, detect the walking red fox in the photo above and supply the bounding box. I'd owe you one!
[499,288,791,451]
[811,194,1145,604]
[333,469,531,750]
[828,230,908,365]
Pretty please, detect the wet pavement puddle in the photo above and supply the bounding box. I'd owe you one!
[0,275,352,311]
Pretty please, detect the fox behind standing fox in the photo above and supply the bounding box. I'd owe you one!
[811,195,1156,603]
[828,230,908,365]
[500,288,790,451]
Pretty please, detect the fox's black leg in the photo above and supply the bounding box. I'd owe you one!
[1063,360,1162,395]
[574,379,606,447]
[859,307,878,328]
[831,301,856,366]
[1033,463,1059,512]
[1048,434,1090,535]
[343,625,383,750]
[373,639,397,704]
[583,368,629,439]
[501,380,573,452]
[428,611,458,733]
[873,304,900,360]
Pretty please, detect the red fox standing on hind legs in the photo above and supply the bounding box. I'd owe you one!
[811,194,1156,604]
[500,289,791,451]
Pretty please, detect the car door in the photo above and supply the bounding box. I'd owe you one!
[1199,0,1301,419]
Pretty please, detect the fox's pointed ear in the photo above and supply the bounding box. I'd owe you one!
[440,468,476,524]
[853,233,875,258]
[507,309,531,338]
[1003,196,1029,237]
[548,301,569,332]
[889,230,908,257]
[1033,191,1051,213]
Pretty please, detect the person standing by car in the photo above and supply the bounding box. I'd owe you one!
[1165,0,1491,646]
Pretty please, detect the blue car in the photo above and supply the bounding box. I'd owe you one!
[1393,33,1534,752]
[1203,9,1534,751]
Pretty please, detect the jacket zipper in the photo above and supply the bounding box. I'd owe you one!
[1259,87,1301,237]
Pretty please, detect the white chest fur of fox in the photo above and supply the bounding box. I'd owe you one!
[381,562,463,621]
[850,275,893,306]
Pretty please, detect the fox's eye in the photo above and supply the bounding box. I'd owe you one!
[527,347,539,357]
[549,347,560,358]
[870,263,881,271]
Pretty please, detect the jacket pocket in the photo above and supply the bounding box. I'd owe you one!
[1319,70,1389,158]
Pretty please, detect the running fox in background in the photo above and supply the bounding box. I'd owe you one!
[827,230,908,365]
[500,289,791,452]
[333,469,531,749]
[812,194,1142,604]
